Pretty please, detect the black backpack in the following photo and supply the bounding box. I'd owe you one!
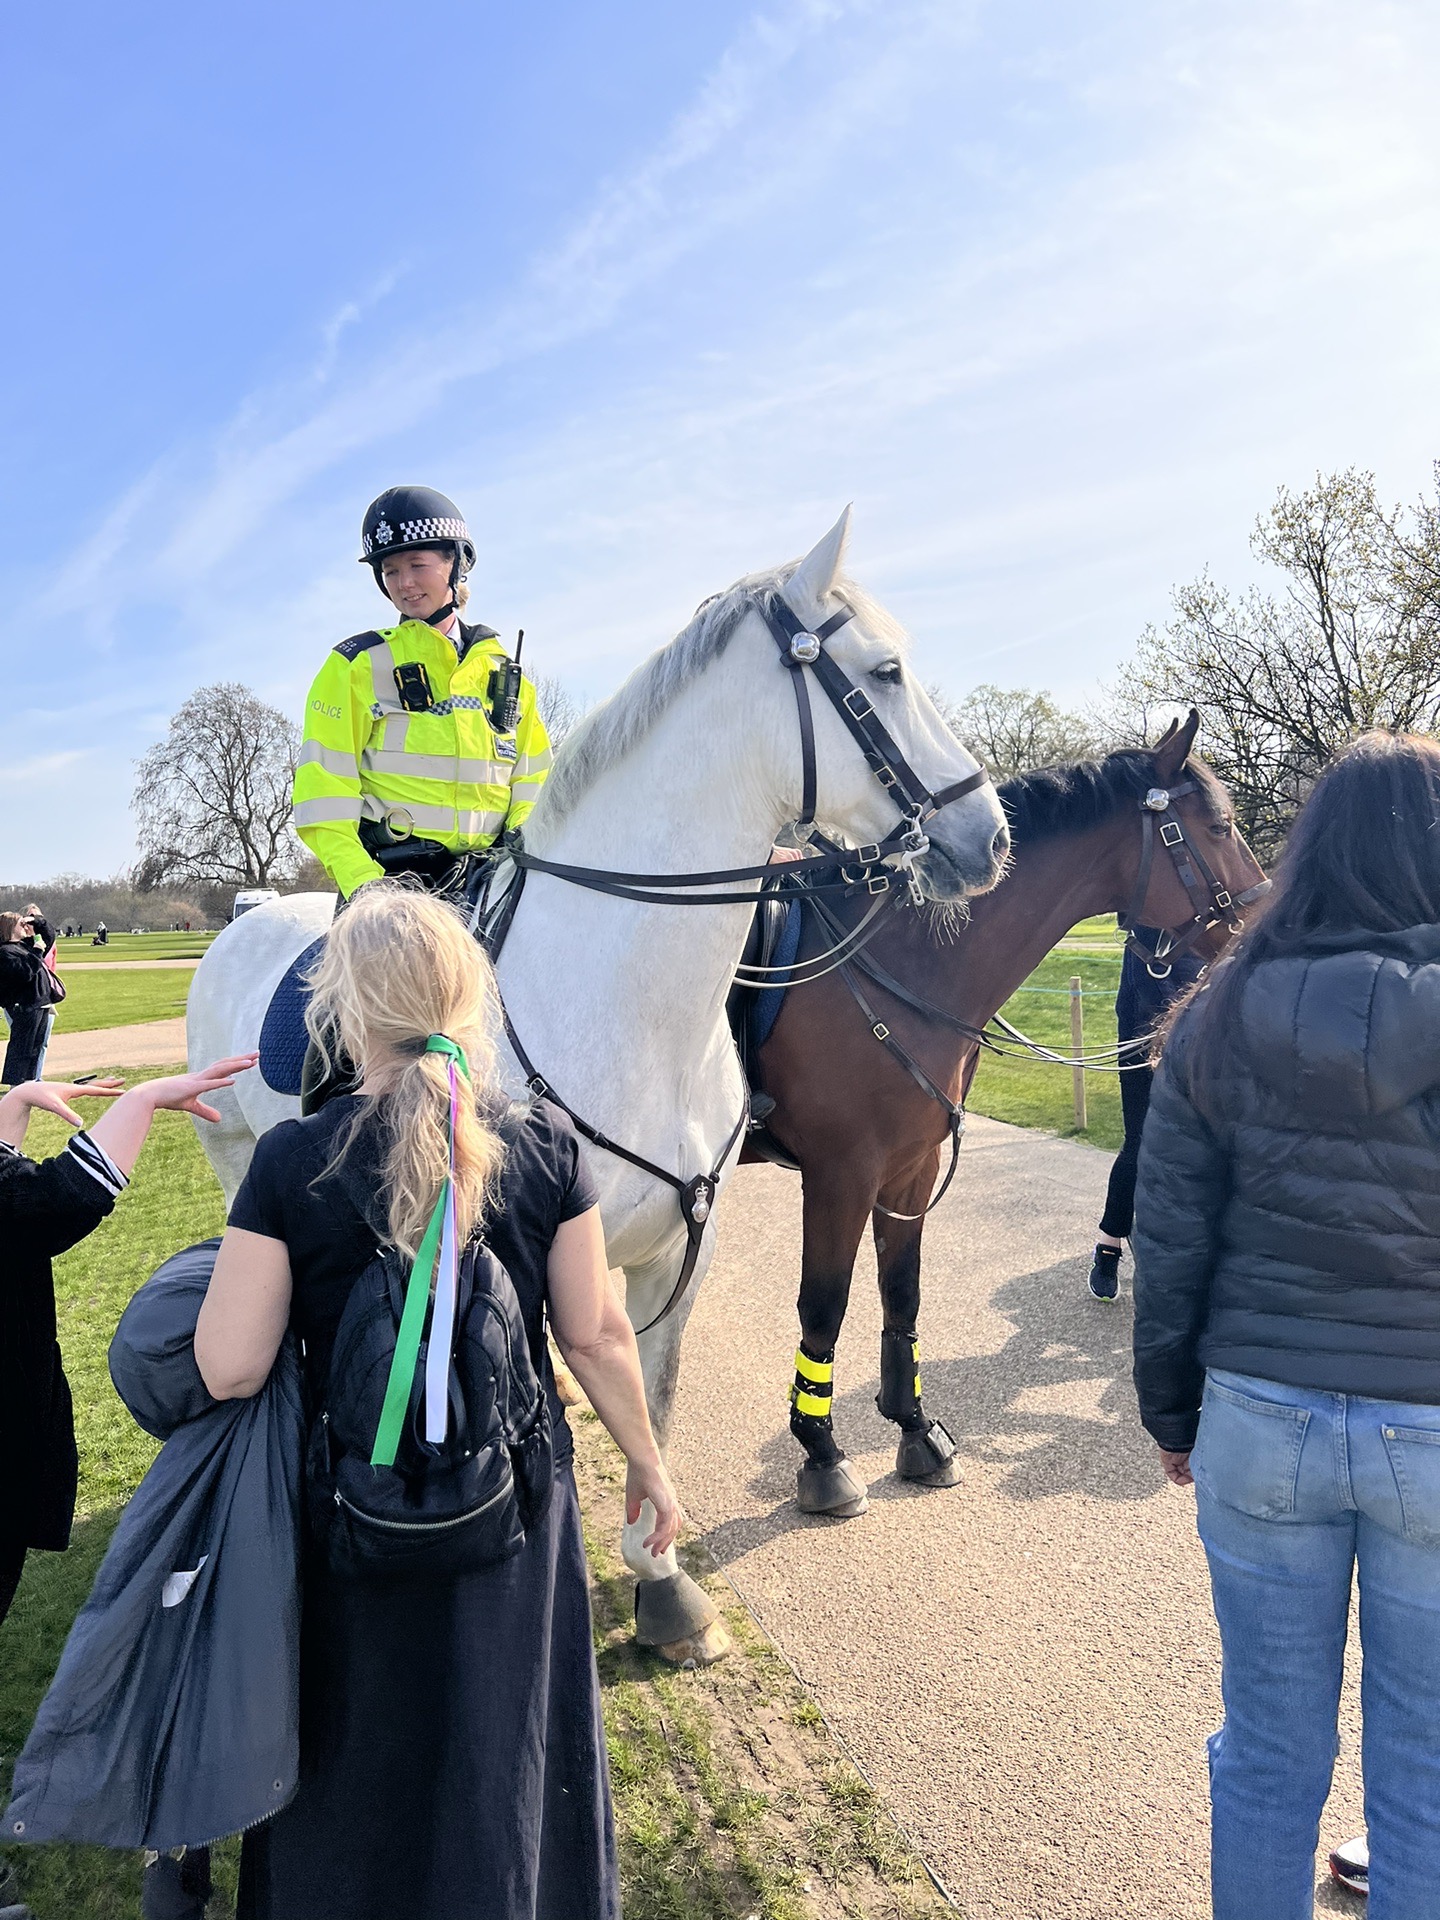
[308,1231,554,1580]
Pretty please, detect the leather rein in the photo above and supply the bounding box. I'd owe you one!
[482,590,994,1333]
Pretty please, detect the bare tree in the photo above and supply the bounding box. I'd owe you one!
[133,683,301,888]
[534,673,586,748]
[933,682,1105,779]
[1111,469,1440,859]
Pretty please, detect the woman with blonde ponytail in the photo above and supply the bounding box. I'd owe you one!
[194,882,676,1920]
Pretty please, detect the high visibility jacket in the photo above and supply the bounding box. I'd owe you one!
[293,620,552,897]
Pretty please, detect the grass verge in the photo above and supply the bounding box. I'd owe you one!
[51,970,194,1036]
[1,1074,948,1919]
[55,935,217,964]
[966,948,1124,1151]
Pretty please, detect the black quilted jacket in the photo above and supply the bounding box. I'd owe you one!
[1132,924,1440,1451]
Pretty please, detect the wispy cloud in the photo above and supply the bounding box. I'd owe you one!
[13,0,1440,875]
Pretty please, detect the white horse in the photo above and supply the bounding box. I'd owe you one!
[188,509,1009,1661]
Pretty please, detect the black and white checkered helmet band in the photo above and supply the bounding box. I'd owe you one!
[364,515,469,557]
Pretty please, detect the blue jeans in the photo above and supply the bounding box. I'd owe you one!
[1193,1368,1440,1920]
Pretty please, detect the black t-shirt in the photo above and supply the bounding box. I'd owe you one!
[228,1094,599,1457]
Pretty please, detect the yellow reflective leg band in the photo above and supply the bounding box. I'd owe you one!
[913,1336,922,1401]
[791,1346,834,1420]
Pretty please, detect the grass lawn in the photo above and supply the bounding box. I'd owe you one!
[966,946,1125,1151]
[0,1076,942,1920]
[55,934,218,964]
[50,970,193,1036]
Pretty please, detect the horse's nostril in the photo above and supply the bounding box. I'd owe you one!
[991,825,1010,862]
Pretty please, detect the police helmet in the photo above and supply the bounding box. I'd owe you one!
[359,486,477,586]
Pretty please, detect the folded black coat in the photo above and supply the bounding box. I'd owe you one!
[5,1239,304,1852]
[1132,924,1440,1452]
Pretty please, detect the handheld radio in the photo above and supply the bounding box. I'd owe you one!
[489,629,525,734]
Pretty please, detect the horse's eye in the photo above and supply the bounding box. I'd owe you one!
[871,660,903,686]
[1210,820,1233,838]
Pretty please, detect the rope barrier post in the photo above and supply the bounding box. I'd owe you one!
[1069,976,1087,1132]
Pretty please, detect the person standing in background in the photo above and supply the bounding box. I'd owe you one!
[1086,927,1205,1300]
[0,909,60,1087]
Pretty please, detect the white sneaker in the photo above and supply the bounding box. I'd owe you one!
[1329,1834,1369,1897]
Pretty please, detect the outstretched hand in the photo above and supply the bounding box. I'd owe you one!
[143,1054,258,1124]
[16,1078,126,1127]
[625,1459,683,1556]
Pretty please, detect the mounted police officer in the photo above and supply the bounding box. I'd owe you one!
[293,485,552,899]
[293,486,551,1113]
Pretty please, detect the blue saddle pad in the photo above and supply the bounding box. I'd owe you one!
[258,937,326,1096]
[749,899,803,1053]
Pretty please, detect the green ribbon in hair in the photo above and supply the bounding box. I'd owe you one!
[370,1033,473,1468]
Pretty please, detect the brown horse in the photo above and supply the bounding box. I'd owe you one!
[745,711,1268,1516]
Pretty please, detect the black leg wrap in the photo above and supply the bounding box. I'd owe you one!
[790,1406,844,1468]
[877,1329,926,1431]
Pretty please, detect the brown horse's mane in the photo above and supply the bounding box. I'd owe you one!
[997,748,1228,845]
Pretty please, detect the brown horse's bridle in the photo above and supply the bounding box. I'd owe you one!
[1119,775,1270,978]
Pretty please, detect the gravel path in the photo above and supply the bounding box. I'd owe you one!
[669,1117,1364,1917]
[44,1019,188,1074]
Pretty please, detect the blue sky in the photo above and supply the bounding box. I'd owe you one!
[4,0,1439,874]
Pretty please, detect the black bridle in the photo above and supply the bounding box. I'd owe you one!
[1118,777,1270,977]
[484,591,995,1334]
[509,591,992,909]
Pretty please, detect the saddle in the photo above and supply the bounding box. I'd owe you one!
[726,882,803,1171]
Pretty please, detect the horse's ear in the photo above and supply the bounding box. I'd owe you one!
[1151,717,1180,749]
[786,505,852,616]
[1153,707,1201,782]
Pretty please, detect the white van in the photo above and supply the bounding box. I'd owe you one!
[231,888,280,921]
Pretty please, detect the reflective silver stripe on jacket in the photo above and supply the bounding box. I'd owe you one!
[356,797,460,834]
[515,747,552,777]
[293,796,364,827]
[358,750,513,784]
[296,741,361,779]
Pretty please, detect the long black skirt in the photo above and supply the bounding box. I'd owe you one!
[237,1462,617,1920]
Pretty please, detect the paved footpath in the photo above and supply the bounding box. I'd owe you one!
[46,1019,188,1075]
[669,1118,1364,1917]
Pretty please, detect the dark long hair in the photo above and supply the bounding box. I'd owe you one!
[1163,731,1440,1114]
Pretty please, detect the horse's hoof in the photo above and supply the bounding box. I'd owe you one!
[896,1419,963,1487]
[634,1569,723,1657]
[655,1617,732,1668]
[796,1457,869,1517]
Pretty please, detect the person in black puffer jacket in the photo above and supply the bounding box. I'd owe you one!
[1132,730,1440,1920]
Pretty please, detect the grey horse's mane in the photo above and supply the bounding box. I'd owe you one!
[535,563,910,826]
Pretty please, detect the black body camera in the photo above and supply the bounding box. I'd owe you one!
[393,661,435,713]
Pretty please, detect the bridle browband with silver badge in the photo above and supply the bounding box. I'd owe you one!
[507,591,992,910]
[1119,777,1270,977]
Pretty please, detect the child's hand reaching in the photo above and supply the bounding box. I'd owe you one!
[0,1077,126,1146]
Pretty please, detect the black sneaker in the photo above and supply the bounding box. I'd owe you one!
[1329,1835,1368,1897]
[1088,1243,1121,1301]
[142,1846,212,1920]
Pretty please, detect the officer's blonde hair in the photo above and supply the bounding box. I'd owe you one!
[306,882,505,1256]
